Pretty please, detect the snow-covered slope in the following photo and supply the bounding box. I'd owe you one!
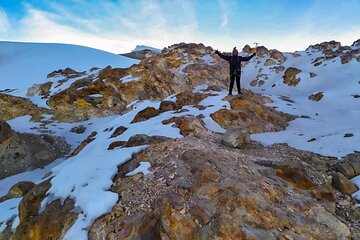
[0,41,139,97]
[240,44,360,158]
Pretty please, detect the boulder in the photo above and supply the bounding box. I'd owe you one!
[125,134,171,147]
[221,128,250,148]
[331,172,358,195]
[70,125,86,134]
[159,100,180,112]
[308,92,324,101]
[110,126,128,138]
[283,67,302,86]
[162,115,207,136]
[269,49,286,63]
[334,161,356,179]
[131,107,159,123]
[264,59,276,66]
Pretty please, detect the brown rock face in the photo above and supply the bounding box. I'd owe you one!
[283,67,302,86]
[131,107,159,123]
[211,91,292,133]
[0,131,70,180]
[12,180,77,240]
[0,93,51,121]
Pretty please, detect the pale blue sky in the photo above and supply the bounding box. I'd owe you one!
[0,0,359,53]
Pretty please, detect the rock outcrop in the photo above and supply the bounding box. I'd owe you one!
[0,93,51,121]
[0,121,70,179]
[88,135,353,240]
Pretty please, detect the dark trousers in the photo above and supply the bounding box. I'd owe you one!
[229,69,241,94]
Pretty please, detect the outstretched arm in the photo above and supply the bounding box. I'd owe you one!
[215,50,231,61]
[240,53,256,61]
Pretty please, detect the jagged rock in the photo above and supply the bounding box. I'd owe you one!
[0,93,51,121]
[107,141,127,150]
[159,100,180,112]
[110,126,128,138]
[255,46,269,57]
[331,172,358,195]
[0,181,35,203]
[283,67,302,86]
[264,59,276,66]
[269,49,286,63]
[308,92,324,101]
[12,180,77,240]
[70,125,86,134]
[162,115,207,136]
[131,107,159,123]
[125,134,171,147]
[26,82,52,97]
[221,128,250,148]
[0,130,70,180]
[67,131,97,158]
[276,165,316,190]
[334,161,356,179]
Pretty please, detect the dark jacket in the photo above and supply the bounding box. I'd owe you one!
[215,51,255,71]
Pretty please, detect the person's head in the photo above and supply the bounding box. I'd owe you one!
[232,47,238,56]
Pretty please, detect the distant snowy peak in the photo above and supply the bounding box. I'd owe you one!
[131,45,161,53]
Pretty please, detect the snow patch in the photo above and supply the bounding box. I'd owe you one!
[126,162,152,176]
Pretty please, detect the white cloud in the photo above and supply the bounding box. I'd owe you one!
[0,8,10,34]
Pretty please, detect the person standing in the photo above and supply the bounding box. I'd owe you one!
[215,47,255,95]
